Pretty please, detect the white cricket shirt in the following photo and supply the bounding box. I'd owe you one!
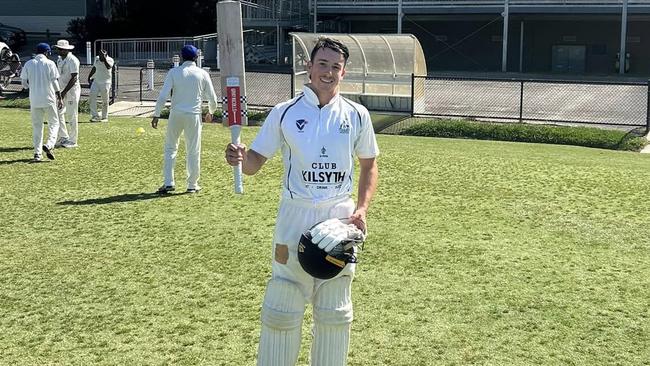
[251,85,379,203]
[90,55,114,83]
[153,61,218,117]
[21,54,60,108]
[57,53,80,90]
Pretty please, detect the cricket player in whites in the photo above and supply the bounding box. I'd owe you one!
[152,45,218,194]
[225,37,379,365]
[21,43,63,161]
[88,49,114,122]
[53,39,80,148]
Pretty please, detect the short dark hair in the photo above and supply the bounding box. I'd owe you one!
[310,37,349,64]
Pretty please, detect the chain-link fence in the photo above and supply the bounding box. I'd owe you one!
[139,67,292,108]
[413,75,649,128]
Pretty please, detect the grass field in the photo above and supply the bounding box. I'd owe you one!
[1,107,649,365]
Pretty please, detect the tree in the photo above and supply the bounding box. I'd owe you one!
[67,0,218,46]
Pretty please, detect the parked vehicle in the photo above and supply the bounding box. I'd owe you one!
[0,23,27,49]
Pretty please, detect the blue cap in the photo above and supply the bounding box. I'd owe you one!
[181,45,198,59]
[36,43,51,53]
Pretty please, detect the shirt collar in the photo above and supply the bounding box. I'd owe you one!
[182,61,196,67]
[35,54,47,60]
[302,84,339,108]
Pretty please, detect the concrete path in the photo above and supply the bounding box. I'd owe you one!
[108,101,159,117]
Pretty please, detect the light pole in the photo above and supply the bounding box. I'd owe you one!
[313,0,318,33]
[501,0,509,72]
[619,0,628,74]
[397,0,403,34]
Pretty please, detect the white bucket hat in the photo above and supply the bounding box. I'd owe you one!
[53,39,74,50]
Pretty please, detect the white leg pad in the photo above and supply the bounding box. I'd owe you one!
[257,278,306,366]
[310,276,353,366]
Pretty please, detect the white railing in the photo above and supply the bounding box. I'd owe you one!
[316,0,650,6]
[94,33,219,66]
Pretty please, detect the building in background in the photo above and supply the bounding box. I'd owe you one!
[0,0,112,36]
[241,0,650,76]
[238,0,311,65]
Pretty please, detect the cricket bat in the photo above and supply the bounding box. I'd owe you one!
[217,0,247,194]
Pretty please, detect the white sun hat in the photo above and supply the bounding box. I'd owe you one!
[53,39,74,50]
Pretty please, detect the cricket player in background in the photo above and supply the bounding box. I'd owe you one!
[225,37,379,365]
[88,49,114,122]
[151,45,218,194]
[21,43,62,162]
[53,39,80,148]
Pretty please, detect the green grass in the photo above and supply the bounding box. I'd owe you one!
[0,93,91,113]
[1,107,649,365]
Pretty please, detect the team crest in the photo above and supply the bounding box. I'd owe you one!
[296,119,307,131]
[339,119,350,134]
[320,146,328,158]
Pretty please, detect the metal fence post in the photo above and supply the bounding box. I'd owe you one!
[86,41,92,65]
[147,60,154,91]
[111,63,117,104]
[139,68,143,102]
[646,79,650,133]
[519,80,524,123]
[410,73,415,116]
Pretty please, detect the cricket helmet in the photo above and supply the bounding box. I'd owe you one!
[298,225,360,280]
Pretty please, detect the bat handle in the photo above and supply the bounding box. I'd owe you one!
[231,125,244,194]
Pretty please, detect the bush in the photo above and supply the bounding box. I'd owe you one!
[400,119,648,151]
[158,106,268,125]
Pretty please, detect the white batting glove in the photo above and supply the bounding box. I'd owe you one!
[310,218,339,244]
[309,218,366,253]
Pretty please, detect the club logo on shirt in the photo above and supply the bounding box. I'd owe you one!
[319,146,328,158]
[296,119,307,131]
[339,119,350,134]
[302,162,346,187]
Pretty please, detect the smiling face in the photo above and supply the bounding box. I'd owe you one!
[307,47,346,105]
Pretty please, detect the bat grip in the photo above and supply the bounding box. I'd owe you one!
[231,125,244,194]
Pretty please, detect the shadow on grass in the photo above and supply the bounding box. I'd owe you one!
[0,158,39,165]
[58,192,176,205]
[0,146,32,153]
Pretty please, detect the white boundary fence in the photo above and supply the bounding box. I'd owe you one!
[94,33,219,67]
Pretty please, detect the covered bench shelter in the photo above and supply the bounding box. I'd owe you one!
[289,32,427,113]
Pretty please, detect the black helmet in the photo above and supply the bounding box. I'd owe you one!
[298,230,359,280]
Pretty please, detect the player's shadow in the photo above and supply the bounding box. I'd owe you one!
[58,192,175,205]
[0,158,40,165]
[0,146,32,153]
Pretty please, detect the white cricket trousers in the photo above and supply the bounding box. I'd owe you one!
[257,195,356,366]
[31,104,60,155]
[89,81,111,120]
[162,110,202,190]
[58,86,81,144]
